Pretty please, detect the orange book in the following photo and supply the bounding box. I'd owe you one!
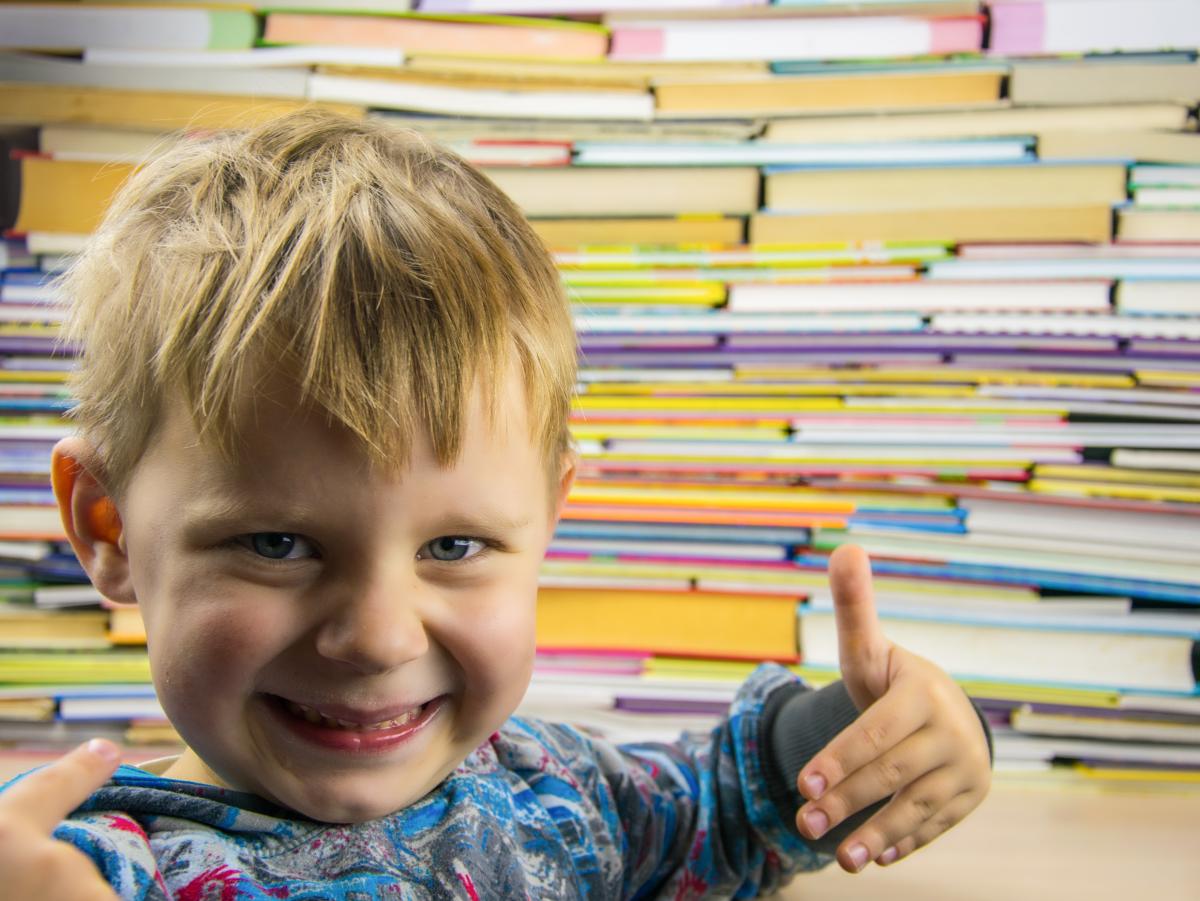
[264,13,609,61]
[536,587,800,661]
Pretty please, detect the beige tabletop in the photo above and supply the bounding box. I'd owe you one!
[784,776,1200,901]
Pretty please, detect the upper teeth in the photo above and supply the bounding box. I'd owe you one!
[285,701,422,731]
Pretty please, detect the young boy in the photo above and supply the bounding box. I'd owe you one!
[0,111,991,899]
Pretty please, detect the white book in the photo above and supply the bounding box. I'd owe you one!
[573,139,1030,167]
[1132,187,1200,208]
[1115,280,1200,316]
[0,305,66,324]
[548,538,787,562]
[978,385,1200,407]
[563,265,917,284]
[990,0,1200,55]
[84,45,405,69]
[1111,449,1200,473]
[33,585,104,609]
[790,424,1200,449]
[959,498,1200,552]
[420,0,765,11]
[605,439,1080,464]
[958,241,1200,260]
[309,74,654,121]
[574,311,922,334]
[930,312,1200,340]
[798,609,1199,694]
[1131,164,1200,187]
[726,280,1112,314]
[832,529,1200,582]
[23,233,90,255]
[992,734,1200,767]
[927,258,1200,280]
[555,245,951,268]
[0,5,255,51]
[0,51,309,99]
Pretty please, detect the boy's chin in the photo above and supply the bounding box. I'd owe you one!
[257,772,442,824]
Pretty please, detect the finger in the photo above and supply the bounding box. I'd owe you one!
[0,739,121,833]
[827,545,891,707]
[836,767,967,873]
[795,726,948,843]
[875,788,984,867]
[797,674,931,801]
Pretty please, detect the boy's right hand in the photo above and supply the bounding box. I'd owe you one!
[0,739,122,900]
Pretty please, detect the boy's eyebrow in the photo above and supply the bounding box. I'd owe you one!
[178,496,533,535]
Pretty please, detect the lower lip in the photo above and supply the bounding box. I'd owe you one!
[266,695,445,754]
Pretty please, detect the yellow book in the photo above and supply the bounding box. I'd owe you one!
[1033,465,1200,489]
[0,83,363,132]
[532,217,745,248]
[567,485,855,513]
[1027,479,1200,505]
[751,204,1114,244]
[574,396,843,412]
[536,588,800,660]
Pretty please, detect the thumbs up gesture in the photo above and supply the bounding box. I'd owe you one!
[0,739,123,900]
[794,545,992,873]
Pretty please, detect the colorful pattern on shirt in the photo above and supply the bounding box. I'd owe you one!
[7,664,831,899]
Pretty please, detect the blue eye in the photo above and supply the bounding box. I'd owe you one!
[422,536,484,562]
[244,533,315,560]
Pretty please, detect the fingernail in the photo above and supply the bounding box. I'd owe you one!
[803,808,829,838]
[803,773,826,799]
[87,738,121,766]
[847,844,870,872]
[879,846,899,865]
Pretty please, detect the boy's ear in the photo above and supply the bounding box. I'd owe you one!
[552,449,578,523]
[51,437,136,605]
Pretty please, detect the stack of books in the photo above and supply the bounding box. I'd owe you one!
[1,0,1198,785]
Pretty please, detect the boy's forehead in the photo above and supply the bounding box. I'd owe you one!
[148,369,539,480]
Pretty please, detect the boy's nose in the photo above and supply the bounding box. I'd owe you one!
[314,579,430,675]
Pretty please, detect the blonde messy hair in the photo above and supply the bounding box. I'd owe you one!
[59,109,577,498]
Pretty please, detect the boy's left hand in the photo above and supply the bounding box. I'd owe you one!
[795,544,992,874]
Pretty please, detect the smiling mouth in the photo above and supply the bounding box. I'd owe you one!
[281,699,426,732]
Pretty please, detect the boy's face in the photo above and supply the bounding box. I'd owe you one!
[74,376,569,823]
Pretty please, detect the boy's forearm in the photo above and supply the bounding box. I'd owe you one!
[760,680,994,855]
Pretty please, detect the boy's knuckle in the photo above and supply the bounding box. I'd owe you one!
[909,794,939,822]
[872,755,906,791]
[860,722,889,755]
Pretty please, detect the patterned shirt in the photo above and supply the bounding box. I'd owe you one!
[18,665,833,899]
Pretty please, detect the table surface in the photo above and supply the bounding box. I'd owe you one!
[785,776,1200,901]
[2,751,1197,900]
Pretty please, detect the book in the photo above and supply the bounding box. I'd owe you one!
[572,138,1032,167]
[762,103,1190,144]
[0,50,311,100]
[308,71,655,119]
[1116,282,1200,316]
[1117,208,1200,242]
[0,606,111,650]
[725,280,1113,314]
[530,216,746,247]
[652,67,1004,117]
[0,83,364,132]
[1038,132,1200,166]
[0,4,258,51]
[751,205,1114,244]
[536,587,801,660]
[1007,58,1200,106]
[989,0,1200,55]
[11,155,135,236]
[483,167,761,217]
[263,12,609,60]
[798,603,1200,694]
[763,162,1128,213]
[608,14,983,62]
